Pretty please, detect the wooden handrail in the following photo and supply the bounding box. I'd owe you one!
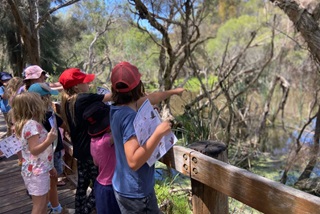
[63,142,320,213]
[161,145,320,214]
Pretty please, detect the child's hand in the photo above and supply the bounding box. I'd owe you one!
[49,168,57,178]
[47,127,58,143]
[173,88,185,96]
[155,121,172,136]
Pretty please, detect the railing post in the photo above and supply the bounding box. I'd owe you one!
[62,140,78,185]
[188,140,228,214]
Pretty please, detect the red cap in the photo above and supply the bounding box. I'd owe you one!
[111,62,141,93]
[59,68,95,89]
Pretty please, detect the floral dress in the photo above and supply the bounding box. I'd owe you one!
[20,120,53,177]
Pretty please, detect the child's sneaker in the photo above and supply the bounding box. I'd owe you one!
[49,204,62,214]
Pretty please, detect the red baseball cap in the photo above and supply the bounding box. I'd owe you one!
[111,61,141,93]
[59,68,95,89]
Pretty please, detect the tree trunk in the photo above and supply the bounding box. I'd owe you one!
[297,105,320,181]
[7,0,40,68]
[269,0,320,64]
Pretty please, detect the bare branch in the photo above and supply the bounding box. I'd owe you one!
[36,0,81,30]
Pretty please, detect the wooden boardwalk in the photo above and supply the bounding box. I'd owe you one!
[0,113,76,213]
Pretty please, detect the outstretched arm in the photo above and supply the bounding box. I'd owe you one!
[137,88,184,108]
[102,93,113,103]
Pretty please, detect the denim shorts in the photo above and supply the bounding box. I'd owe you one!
[54,151,63,175]
[114,189,162,214]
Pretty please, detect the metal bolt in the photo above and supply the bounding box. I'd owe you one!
[183,164,188,171]
[183,153,188,160]
[193,168,198,174]
[192,157,197,163]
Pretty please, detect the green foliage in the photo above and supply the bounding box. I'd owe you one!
[286,50,308,67]
[229,198,262,213]
[206,14,269,60]
[175,108,211,145]
[175,76,218,92]
[155,176,192,214]
[240,0,266,16]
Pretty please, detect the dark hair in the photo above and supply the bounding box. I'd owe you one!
[24,79,32,90]
[112,81,145,105]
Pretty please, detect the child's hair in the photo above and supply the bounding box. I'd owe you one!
[7,109,15,135]
[111,81,145,104]
[111,61,145,104]
[41,95,52,109]
[7,109,13,124]
[11,92,47,138]
[5,77,24,105]
[60,87,81,133]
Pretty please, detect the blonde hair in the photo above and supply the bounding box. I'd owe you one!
[60,87,81,133]
[11,92,46,138]
[41,94,52,110]
[5,77,24,106]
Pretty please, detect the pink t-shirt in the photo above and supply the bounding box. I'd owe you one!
[90,132,116,185]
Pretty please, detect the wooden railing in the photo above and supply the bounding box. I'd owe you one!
[63,141,320,214]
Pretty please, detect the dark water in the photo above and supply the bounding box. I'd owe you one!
[270,118,320,184]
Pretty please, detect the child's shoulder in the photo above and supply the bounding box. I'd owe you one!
[111,106,136,122]
[24,119,41,128]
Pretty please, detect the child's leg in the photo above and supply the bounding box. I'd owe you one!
[23,173,51,214]
[49,173,59,207]
[31,194,48,214]
[75,159,98,214]
[49,151,63,208]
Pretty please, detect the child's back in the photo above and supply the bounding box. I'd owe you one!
[83,101,116,185]
[110,61,183,213]
[83,101,121,214]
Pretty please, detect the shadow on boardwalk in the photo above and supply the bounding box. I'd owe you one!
[0,113,76,213]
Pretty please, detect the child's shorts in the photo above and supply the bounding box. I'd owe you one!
[114,189,161,214]
[95,181,121,214]
[22,173,50,196]
[54,151,63,175]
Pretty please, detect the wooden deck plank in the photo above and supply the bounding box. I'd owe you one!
[0,156,76,213]
[0,113,76,213]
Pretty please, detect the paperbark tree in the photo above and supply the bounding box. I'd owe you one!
[269,0,320,184]
[269,0,320,64]
[5,0,80,74]
[130,0,214,91]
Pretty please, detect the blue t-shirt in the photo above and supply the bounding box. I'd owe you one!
[0,86,10,113]
[110,105,155,198]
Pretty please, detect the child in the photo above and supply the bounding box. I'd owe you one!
[18,65,63,94]
[59,67,182,213]
[59,68,113,214]
[0,71,13,136]
[5,76,24,106]
[5,77,24,165]
[110,61,184,213]
[83,101,121,214]
[11,92,57,214]
[28,83,65,214]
